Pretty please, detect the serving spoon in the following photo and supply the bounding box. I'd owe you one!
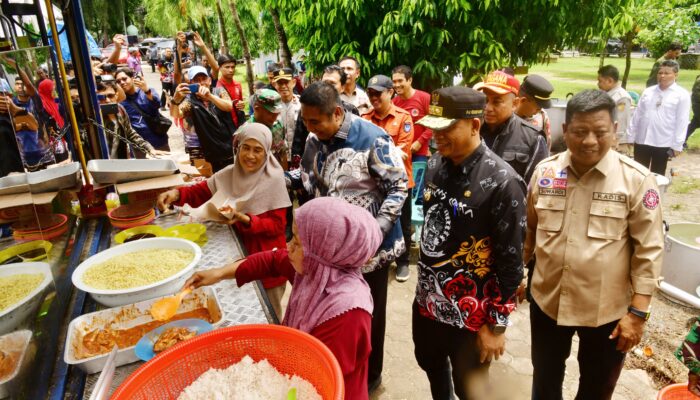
[150,287,192,321]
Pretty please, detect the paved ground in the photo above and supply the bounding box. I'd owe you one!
[142,64,700,399]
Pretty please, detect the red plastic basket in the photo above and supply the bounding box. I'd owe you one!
[657,383,696,400]
[111,324,344,399]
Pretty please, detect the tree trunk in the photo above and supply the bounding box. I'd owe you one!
[269,8,292,68]
[622,31,634,89]
[228,0,255,95]
[599,51,605,69]
[200,16,214,51]
[215,0,228,55]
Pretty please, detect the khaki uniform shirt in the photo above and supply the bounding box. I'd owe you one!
[524,150,664,327]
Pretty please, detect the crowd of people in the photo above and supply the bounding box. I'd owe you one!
[125,34,696,399]
[4,29,698,399]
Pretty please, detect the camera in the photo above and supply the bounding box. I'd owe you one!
[102,63,117,74]
[184,31,195,41]
[96,75,115,84]
[99,103,119,116]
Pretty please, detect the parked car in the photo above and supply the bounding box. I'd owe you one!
[689,40,700,54]
[100,44,128,64]
[139,37,169,57]
[155,39,176,59]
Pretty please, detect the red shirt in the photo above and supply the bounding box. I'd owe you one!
[176,181,287,288]
[236,249,372,400]
[216,78,243,126]
[392,89,433,156]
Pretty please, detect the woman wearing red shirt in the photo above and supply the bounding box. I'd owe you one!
[185,197,381,400]
[158,123,291,318]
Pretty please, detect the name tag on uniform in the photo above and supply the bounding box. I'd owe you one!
[593,192,626,203]
[539,188,566,197]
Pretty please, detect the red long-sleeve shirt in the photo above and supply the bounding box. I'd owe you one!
[176,181,287,288]
[236,249,372,400]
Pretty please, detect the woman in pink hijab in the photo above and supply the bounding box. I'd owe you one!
[37,79,64,128]
[186,196,382,400]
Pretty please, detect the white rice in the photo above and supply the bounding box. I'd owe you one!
[177,355,322,400]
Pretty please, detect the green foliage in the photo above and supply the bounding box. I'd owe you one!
[135,0,276,57]
[277,0,633,89]
[635,0,700,57]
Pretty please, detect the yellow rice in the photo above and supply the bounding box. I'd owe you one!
[0,273,44,311]
[83,249,194,290]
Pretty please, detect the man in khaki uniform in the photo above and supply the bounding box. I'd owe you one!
[525,89,664,400]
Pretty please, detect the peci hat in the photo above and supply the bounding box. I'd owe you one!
[416,86,486,130]
[366,75,393,92]
[254,89,283,113]
[271,67,293,83]
[519,74,554,109]
[188,66,209,81]
[474,71,520,96]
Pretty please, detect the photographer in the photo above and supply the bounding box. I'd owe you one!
[115,67,170,156]
[171,66,236,172]
[97,80,159,159]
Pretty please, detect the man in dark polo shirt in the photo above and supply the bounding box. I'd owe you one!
[413,86,526,399]
[475,71,548,183]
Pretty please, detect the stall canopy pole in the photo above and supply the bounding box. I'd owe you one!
[43,0,90,185]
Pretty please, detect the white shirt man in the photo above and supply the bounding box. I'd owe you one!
[339,56,372,114]
[630,60,690,175]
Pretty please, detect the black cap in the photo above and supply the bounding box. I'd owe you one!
[271,67,294,82]
[519,74,554,109]
[366,75,393,91]
[416,86,486,130]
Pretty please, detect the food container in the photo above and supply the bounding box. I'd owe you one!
[0,241,52,265]
[71,238,201,307]
[87,159,178,184]
[0,330,33,398]
[0,263,53,335]
[63,287,223,374]
[0,174,29,196]
[114,226,164,244]
[26,162,81,193]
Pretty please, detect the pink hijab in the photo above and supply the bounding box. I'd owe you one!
[37,79,64,128]
[283,197,382,333]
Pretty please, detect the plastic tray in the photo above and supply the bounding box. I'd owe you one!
[87,159,178,184]
[63,286,223,374]
[26,162,81,193]
[0,330,33,398]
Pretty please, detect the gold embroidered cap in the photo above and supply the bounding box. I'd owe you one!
[416,86,486,130]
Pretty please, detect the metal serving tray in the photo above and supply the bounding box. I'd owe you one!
[0,174,29,196]
[26,162,81,193]
[64,286,223,374]
[87,159,178,185]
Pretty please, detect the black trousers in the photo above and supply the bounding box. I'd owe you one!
[412,303,490,400]
[687,106,700,143]
[363,265,389,387]
[530,301,625,400]
[397,191,412,266]
[634,143,669,176]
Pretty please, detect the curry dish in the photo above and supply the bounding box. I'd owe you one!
[153,327,196,353]
[75,308,211,359]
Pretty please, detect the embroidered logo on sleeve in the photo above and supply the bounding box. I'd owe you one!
[642,189,660,210]
[538,177,552,188]
[404,121,412,133]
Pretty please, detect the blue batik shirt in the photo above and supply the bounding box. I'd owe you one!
[289,112,409,272]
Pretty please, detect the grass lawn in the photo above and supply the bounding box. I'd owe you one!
[517,55,700,149]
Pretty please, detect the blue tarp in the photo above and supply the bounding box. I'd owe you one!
[48,22,102,61]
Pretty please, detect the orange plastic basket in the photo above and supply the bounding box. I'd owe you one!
[657,383,696,400]
[111,324,344,399]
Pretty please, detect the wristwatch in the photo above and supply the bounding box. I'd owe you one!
[489,323,507,334]
[627,306,651,321]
